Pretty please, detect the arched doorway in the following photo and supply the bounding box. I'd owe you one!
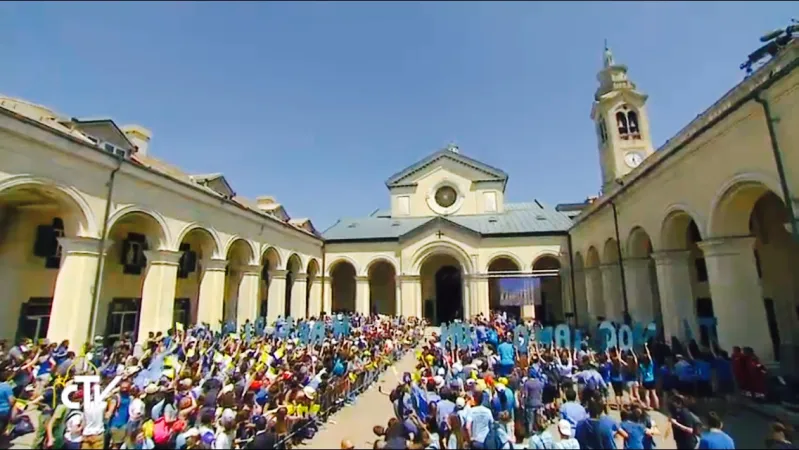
[572,252,588,328]
[259,247,281,320]
[585,246,604,326]
[626,227,662,330]
[331,261,356,313]
[306,259,320,318]
[488,257,522,320]
[368,260,396,316]
[174,227,218,329]
[420,253,463,325]
[533,255,562,324]
[602,238,624,322]
[222,239,253,327]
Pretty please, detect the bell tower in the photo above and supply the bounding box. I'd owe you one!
[590,42,655,192]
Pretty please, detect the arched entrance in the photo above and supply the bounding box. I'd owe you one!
[420,253,464,325]
[331,261,356,313]
[306,259,320,318]
[285,254,302,318]
[174,227,219,329]
[488,256,521,320]
[259,247,281,319]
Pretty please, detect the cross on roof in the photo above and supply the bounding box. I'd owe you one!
[436,230,444,239]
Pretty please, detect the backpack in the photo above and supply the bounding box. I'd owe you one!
[152,418,173,446]
[52,408,81,449]
[483,422,513,450]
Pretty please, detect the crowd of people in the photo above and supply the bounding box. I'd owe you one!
[0,313,425,449]
[375,312,794,450]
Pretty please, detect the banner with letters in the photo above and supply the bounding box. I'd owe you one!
[498,276,541,307]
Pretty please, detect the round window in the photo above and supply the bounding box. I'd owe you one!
[434,186,458,208]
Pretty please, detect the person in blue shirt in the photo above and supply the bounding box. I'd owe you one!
[620,406,653,450]
[486,328,499,353]
[639,343,659,410]
[673,354,696,399]
[697,411,735,449]
[693,352,714,405]
[710,346,735,415]
[575,398,628,449]
[496,338,515,377]
[559,388,588,426]
[0,367,15,441]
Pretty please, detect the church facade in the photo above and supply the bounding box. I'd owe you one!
[0,39,797,370]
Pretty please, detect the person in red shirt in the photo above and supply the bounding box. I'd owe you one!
[731,346,750,396]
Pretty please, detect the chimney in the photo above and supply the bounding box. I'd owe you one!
[255,196,277,211]
[121,124,152,156]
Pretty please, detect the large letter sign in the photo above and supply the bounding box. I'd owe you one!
[61,375,122,412]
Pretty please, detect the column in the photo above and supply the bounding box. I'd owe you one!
[267,270,287,322]
[322,276,332,315]
[600,264,624,322]
[308,278,322,317]
[560,268,573,322]
[573,269,588,328]
[236,265,261,326]
[138,250,182,342]
[290,273,308,318]
[355,276,370,315]
[652,250,697,342]
[48,237,108,350]
[394,278,402,316]
[399,275,420,318]
[474,276,490,318]
[699,236,773,361]
[197,259,227,330]
[461,276,471,319]
[624,258,655,325]
[584,268,603,328]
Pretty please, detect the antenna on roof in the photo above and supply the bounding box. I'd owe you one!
[446,143,460,154]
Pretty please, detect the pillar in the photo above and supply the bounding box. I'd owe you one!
[699,236,773,361]
[560,269,573,320]
[236,265,260,327]
[308,278,322,317]
[395,277,402,316]
[290,273,308,319]
[399,275,420,317]
[584,268,604,327]
[223,270,242,325]
[573,269,588,328]
[461,275,471,319]
[600,264,624,322]
[267,270,287,322]
[624,257,655,325]
[138,250,182,342]
[355,276,370,315]
[474,276,490,318]
[652,250,697,342]
[197,259,227,330]
[48,237,107,350]
[322,276,332,315]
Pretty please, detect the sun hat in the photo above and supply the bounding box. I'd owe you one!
[558,419,573,437]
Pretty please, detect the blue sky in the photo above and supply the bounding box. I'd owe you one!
[0,2,793,230]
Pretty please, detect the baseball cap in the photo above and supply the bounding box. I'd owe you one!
[558,419,573,437]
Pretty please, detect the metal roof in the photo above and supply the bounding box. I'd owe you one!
[323,201,572,242]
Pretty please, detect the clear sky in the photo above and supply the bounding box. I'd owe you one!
[0,2,793,230]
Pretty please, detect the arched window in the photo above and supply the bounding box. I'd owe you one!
[615,111,629,139]
[627,110,640,137]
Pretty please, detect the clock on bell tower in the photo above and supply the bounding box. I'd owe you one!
[590,42,655,193]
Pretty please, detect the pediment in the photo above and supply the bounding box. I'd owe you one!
[399,216,480,243]
[386,149,507,189]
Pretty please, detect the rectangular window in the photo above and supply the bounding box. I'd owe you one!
[484,192,497,213]
[115,149,126,158]
[397,196,410,216]
[104,143,116,153]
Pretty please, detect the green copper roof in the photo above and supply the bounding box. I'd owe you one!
[323,201,572,242]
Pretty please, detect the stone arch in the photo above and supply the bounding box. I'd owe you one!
[602,238,620,264]
[627,226,654,258]
[0,175,98,237]
[487,256,522,316]
[531,251,560,270]
[260,246,282,271]
[305,258,321,317]
[327,256,360,277]
[363,255,399,277]
[221,236,257,265]
[174,223,222,259]
[410,241,474,275]
[661,206,705,250]
[533,254,563,323]
[708,172,785,238]
[107,205,170,250]
[484,252,524,273]
[367,259,397,316]
[585,246,601,268]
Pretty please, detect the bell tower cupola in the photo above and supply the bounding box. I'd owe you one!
[590,41,655,192]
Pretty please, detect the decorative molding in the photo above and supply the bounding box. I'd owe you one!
[143,249,183,266]
[57,237,111,256]
[239,264,262,276]
[697,236,756,258]
[650,250,692,265]
[203,258,228,271]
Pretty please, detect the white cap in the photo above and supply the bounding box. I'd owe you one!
[437,368,446,376]
[452,362,463,374]
[434,375,445,388]
[495,383,506,391]
[558,419,572,437]
[455,397,466,408]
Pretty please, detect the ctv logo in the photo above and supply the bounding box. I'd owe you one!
[61,375,122,410]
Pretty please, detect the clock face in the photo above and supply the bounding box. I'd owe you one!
[624,152,643,168]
